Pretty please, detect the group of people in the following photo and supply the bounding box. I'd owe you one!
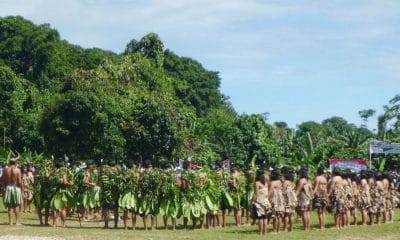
[252,166,399,235]
[1,157,400,236]
[0,155,35,225]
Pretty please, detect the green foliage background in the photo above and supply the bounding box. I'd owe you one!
[1,16,399,169]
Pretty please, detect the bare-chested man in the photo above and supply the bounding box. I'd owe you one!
[2,154,23,225]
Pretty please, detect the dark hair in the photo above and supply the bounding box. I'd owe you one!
[332,167,341,176]
[359,170,368,180]
[317,167,325,176]
[256,169,265,185]
[54,161,63,168]
[270,169,281,181]
[282,167,295,181]
[351,174,360,183]
[382,172,393,183]
[182,160,190,170]
[375,171,383,181]
[298,166,310,179]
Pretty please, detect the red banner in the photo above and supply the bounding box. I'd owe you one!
[329,159,367,172]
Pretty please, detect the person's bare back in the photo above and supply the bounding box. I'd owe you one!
[4,165,22,187]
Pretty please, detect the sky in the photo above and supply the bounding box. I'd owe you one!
[1,0,399,130]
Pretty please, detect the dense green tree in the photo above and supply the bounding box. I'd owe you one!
[163,50,224,115]
[0,64,44,151]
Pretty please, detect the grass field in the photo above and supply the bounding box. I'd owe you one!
[1,199,400,240]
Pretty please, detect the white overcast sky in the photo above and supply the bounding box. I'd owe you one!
[1,0,399,130]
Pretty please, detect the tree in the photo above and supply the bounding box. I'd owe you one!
[163,50,224,115]
[358,109,376,127]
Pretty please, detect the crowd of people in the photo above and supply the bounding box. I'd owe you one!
[1,155,400,235]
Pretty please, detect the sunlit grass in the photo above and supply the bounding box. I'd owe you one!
[0,199,400,240]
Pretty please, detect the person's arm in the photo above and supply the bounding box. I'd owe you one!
[253,182,259,203]
[328,179,336,197]
[313,177,320,195]
[0,168,3,186]
[17,170,23,189]
[84,172,95,187]
[296,179,304,196]
[30,173,34,184]
[63,173,72,186]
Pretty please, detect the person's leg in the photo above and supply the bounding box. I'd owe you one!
[352,209,358,226]
[23,197,27,213]
[52,210,57,226]
[301,211,306,230]
[60,209,67,227]
[336,213,341,228]
[143,214,148,230]
[27,198,33,213]
[37,207,43,225]
[200,215,205,229]
[222,209,227,227]
[102,208,109,228]
[123,210,128,230]
[376,212,381,225]
[163,215,168,229]
[7,207,12,225]
[283,213,288,231]
[289,213,294,231]
[246,209,250,224]
[131,212,137,230]
[216,213,221,227]
[172,217,176,230]
[183,217,188,229]
[318,209,323,229]
[368,210,374,225]
[45,207,50,225]
[113,208,119,228]
[235,208,242,226]
[151,215,157,230]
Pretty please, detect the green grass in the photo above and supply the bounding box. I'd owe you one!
[0,199,400,240]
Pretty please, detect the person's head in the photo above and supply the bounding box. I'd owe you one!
[182,160,190,170]
[270,169,282,181]
[108,160,116,167]
[230,166,239,174]
[351,173,360,183]
[375,171,383,181]
[298,166,310,179]
[332,167,341,177]
[146,161,153,169]
[256,169,265,185]
[9,158,17,166]
[383,172,393,183]
[54,161,64,169]
[317,167,325,176]
[283,167,295,181]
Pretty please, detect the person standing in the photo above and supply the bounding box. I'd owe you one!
[313,167,328,230]
[282,167,297,232]
[50,162,74,227]
[358,171,371,226]
[296,166,313,231]
[22,166,34,213]
[269,169,284,234]
[252,169,271,235]
[328,168,345,229]
[2,154,23,225]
